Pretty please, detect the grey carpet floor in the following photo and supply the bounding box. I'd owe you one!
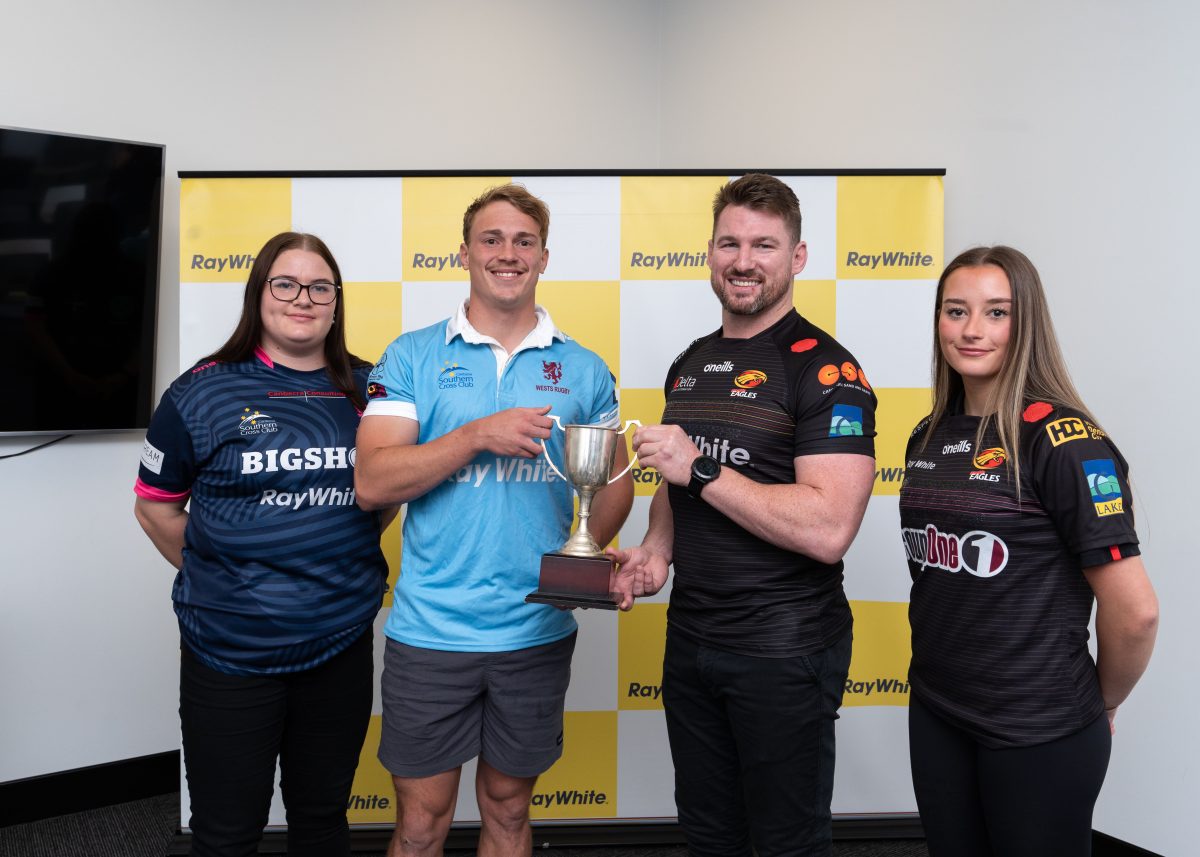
[0,793,929,856]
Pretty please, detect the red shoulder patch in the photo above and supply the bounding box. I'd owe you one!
[1022,401,1053,422]
[790,338,818,353]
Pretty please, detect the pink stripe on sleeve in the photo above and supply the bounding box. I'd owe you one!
[134,478,190,502]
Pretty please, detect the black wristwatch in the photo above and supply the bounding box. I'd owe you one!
[687,455,721,500]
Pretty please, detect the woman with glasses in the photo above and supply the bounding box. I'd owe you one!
[898,246,1158,857]
[134,232,390,857]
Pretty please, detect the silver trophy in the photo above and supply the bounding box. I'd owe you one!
[525,416,640,608]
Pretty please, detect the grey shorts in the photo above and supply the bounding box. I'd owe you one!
[378,632,577,779]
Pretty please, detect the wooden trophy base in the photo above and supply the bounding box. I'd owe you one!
[525,552,619,610]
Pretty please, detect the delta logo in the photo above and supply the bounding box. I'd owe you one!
[829,404,864,437]
[238,407,278,436]
[672,375,697,392]
[1083,458,1124,517]
[817,362,871,391]
[438,362,474,390]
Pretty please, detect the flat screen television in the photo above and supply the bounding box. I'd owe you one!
[0,126,163,435]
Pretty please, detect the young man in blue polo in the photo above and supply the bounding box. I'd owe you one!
[356,184,632,857]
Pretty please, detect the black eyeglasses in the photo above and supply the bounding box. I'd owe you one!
[266,277,340,305]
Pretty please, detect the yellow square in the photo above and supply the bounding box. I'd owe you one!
[343,282,403,365]
[873,387,931,495]
[531,711,618,818]
[836,176,943,280]
[844,600,911,707]
[381,513,402,610]
[402,176,512,280]
[346,715,396,824]
[793,279,837,337]
[621,176,726,280]
[180,178,292,282]
[537,281,620,381]
[617,603,667,710]
[619,388,667,497]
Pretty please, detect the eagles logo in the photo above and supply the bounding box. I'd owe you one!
[973,447,1007,469]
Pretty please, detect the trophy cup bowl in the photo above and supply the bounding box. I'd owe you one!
[525,417,639,609]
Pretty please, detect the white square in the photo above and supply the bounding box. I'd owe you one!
[842,496,912,603]
[516,175,621,281]
[291,177,404,282]
[778,175,837,280]
[616,710,677,818]
[835,280,936,388]
[179,281,245,370]
[620,280,720,390]
[566,609,618,711]
[832,707,917,814]
[400,280,469,336]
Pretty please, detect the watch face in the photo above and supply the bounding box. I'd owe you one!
[694,455,720,479]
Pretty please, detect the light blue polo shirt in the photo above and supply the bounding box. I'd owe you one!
[364,302,620,651]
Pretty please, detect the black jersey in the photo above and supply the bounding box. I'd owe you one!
[661,310,877,656]
[898,400,1140,747]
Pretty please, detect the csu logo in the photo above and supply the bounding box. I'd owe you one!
[542,361,562,384]
[1046,417,1087,446]
[901,525,1009,578]
[1083,458,1124,517]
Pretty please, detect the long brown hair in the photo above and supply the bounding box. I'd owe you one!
[202,231,369,410]
[924,246,1096,494]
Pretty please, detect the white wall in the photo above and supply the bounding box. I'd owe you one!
[1,1,1194,853]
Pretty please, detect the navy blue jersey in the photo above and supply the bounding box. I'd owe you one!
[136,351,387,675]
[899,401,1140,747]
[661,310,877,656]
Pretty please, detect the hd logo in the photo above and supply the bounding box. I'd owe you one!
[1083,458,1124,516]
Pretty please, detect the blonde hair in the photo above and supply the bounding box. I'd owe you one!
[924,246,1096,495]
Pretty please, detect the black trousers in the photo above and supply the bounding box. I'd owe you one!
[909,694,1111,857]
[179,631,373,857]
[663,630,852,857]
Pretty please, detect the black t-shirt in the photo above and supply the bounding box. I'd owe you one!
[661,309,877,656]
[898,400,1140,747]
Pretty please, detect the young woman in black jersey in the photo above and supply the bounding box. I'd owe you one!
[134,233,392,857]
[898,246,1158,857]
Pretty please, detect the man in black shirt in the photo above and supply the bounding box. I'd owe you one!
[610,173,876,857]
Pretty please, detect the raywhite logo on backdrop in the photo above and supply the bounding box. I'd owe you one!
[189,253,255,273]
[901,524,1009,578]
[628,249,707,269]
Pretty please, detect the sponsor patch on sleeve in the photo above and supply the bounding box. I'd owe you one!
[141,439,165,475]
[1082,458,1124,517]
[829,404,864,437]
[367,382,388,399]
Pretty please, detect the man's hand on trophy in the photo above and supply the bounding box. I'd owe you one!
[471,405,553,458]
[631,424,700,487]
[606,545,670,611]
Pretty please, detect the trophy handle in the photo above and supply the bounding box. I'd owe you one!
[606,419,642,484]
[539,414,568,482]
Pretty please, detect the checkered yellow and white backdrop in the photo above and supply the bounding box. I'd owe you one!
[179,172,942,826]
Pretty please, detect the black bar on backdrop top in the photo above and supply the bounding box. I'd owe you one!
[178,168,946,179]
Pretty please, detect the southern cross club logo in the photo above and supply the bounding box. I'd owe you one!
[542,361,563,384]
